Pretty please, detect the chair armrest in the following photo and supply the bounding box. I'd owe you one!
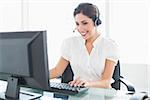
[119,77,135,92]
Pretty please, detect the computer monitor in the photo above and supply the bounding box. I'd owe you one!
[0,31,50,99]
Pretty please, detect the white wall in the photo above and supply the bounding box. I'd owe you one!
[0,0,22,31]
[121,63,148,91]
[148,65,150,92]
[148,0,150,92]
[109,0,148,64]
[109,0,149,92]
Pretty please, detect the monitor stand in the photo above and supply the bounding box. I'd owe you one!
[0,77,42,100]
[0,91,42,100]
[5,77,20,99]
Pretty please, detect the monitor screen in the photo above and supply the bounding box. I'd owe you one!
[0,31,50,99]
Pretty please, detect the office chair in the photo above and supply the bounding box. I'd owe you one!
[111,61,135,92]
[61,60,135,92]
[54,61,135,99]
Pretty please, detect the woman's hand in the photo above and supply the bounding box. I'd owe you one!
[68,77,90,87]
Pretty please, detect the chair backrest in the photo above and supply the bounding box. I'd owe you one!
[61,61,121,90]
[61,63,74,83]
[111,61,121,90]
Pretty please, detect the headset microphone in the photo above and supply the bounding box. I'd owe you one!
[73,28,76,33]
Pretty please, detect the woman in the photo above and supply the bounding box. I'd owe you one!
[50,3,119,88]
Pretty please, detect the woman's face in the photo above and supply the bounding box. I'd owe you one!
[75,13,96,40]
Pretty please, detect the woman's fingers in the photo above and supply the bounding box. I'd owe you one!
[69,80,75,86]
[74,78,82,87]
[68,77,88,87]
[77,81,85,87]
[69,77,80,86]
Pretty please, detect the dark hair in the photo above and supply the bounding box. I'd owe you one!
[74,3,102,26]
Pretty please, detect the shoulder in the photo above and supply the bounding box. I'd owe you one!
[102,37,118,46]
[102,37,120,63]
[101,37,119,49]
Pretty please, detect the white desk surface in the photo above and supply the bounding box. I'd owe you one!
[0,80,133,100]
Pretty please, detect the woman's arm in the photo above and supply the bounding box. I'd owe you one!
[69,59,116,88]
[87,59,116,88]
[50,57,69,79]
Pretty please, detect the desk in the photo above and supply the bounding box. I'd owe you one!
[69,88,131,100]
[0,80,132,100]
[41,88,132,100]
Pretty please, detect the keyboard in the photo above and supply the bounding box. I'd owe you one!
[49,82,88,95]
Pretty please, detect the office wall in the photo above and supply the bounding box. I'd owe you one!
[148,65,150,92]
[121,63,149,91]
[148,0,150,93]
[109,0,148,64]
[109,0,149,92]
[0,0,23,31]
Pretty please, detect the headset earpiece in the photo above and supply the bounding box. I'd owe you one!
[94,5,102,26]
[95,18,102,26]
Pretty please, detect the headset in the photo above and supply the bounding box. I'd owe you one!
[93,4,102,26]
[73,28,76,33]
[73,3,102,32]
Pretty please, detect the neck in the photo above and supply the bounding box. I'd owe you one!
[86,32,100,44]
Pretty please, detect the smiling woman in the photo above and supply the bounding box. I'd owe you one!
[73,3,101,41]
[50,2,119,89]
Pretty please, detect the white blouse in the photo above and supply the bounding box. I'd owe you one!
[61,35,119,81]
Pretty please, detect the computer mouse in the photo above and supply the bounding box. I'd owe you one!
[130,92,148,100]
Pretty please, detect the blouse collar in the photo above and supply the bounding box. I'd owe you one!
[80,34,102,47]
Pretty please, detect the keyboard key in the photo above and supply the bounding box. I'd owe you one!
[49,82,88,95]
